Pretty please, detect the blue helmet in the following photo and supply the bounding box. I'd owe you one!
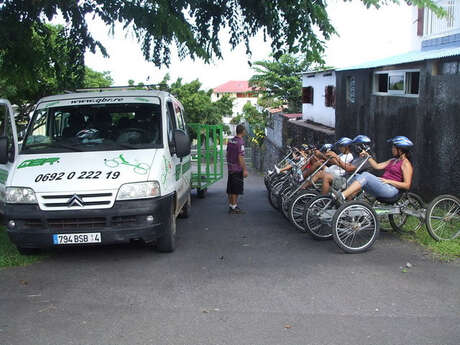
[320,143,333,152]
[352,135,372,144]
[387,136,414,148]
[335,137,353,147]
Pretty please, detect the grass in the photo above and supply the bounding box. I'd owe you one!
[0,227,47,268]
[386,217,460,261]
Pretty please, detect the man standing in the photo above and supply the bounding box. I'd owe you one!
[226,124,248,214]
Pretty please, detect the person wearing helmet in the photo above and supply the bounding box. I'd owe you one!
[336,136,414,202]
[274,145,310,175]
[313,135,373,194]
[295,143,332,180]
[301,137,354,192]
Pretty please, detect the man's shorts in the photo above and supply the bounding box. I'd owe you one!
[227,171,244,195]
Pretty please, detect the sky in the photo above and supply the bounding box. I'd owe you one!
[84,1,418,90]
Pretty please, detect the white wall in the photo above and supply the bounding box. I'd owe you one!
[302,71,336,128]
[410,6,423,51]
[211,92,259,117]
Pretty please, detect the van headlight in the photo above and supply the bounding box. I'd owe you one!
[116,181,161,200]
[6,187,37,204]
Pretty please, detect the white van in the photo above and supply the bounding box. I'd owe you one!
[0,90,192,254]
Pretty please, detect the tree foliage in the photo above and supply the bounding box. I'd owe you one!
[132,74,233,137]
[232,102,268,146]
[249,54,312,113]
[83,67,113,88]
[169,78,233,136]
[0,0,442,81]
[0,24,113,127]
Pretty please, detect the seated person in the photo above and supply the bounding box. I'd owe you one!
[93,111,114,139]
[299,144,332,179]
[317,135,372,195]
[302,137,354,192]
[336,136,414,202]
[117,117,131,130]
[275,145,310,174]
[62,114,85,138]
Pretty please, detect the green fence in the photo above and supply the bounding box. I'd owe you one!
[188,123,224,196]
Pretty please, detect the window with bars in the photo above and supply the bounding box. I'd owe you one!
[373,70,420,96]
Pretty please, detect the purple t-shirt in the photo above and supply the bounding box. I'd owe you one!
[227,136,245,172]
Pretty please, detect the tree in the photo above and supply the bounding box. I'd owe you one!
[0,0,443,84]
[249,54,312,113]
[127,75,233,137]
[83,67,113,88]
[169,78,233,128]
[0,24,113,127]
[232,102,268,146]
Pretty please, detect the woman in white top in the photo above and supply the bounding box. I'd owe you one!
[302,137,354,194]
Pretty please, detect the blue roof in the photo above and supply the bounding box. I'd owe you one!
[337,47,460,71]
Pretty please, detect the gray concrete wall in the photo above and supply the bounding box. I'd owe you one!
[251,114,335,172]
[335,59,460,200]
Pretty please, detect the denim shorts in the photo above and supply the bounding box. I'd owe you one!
[351,172,399,198]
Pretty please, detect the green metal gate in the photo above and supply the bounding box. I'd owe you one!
[188,123,224,198]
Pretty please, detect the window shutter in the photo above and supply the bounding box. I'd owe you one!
[332,87,336,108]
[417,8,424,37]
[324,86,335,107]
[302,87,313,104]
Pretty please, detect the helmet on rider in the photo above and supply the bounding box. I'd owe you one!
[352,135,372,144]
[387,136,414,148]
[352,135,372,152]
[320,143,333,152]
[335,137,353,147]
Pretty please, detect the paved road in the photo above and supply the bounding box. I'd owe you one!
[1,171,459,345]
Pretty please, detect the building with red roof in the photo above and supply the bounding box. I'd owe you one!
[211,80,261,134]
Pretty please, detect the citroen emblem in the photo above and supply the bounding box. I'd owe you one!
[68,194,84,207]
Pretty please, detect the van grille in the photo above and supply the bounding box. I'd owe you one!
[48,217,106,230]
[23,219,44,229]
[37,192,114,210]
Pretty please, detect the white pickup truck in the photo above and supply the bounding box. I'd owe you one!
[0,90,192,254]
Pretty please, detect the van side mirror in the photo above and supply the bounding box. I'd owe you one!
[0,136,8,164]
[174,129,191,158]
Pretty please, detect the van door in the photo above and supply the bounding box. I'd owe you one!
[166,100,185,210]
[173,102,191,197]
[0,99,19,210]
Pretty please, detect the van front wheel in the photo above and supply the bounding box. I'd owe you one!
[156,203,176,253]
[178,193,191,219]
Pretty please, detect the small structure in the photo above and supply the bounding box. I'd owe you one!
[301,69,336,128]
[212,81,260,134]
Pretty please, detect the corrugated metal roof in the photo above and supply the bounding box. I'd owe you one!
[301,68,335,75]
[337,47,460,71]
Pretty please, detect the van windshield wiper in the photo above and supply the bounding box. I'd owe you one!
[22,142,83,152]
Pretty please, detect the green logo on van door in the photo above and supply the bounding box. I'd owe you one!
[18,157,60,169]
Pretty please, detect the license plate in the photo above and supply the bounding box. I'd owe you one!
[53,233,101,245]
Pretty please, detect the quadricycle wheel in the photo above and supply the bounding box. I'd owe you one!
[303,195,338,240]
[388,192,425,234]
[281,187,294,219]
[288,190,318,231]
[425,194,460,241]
[332,201,380,254]
[268,180,285,210]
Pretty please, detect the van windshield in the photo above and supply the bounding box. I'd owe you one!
[21,103,163,153]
